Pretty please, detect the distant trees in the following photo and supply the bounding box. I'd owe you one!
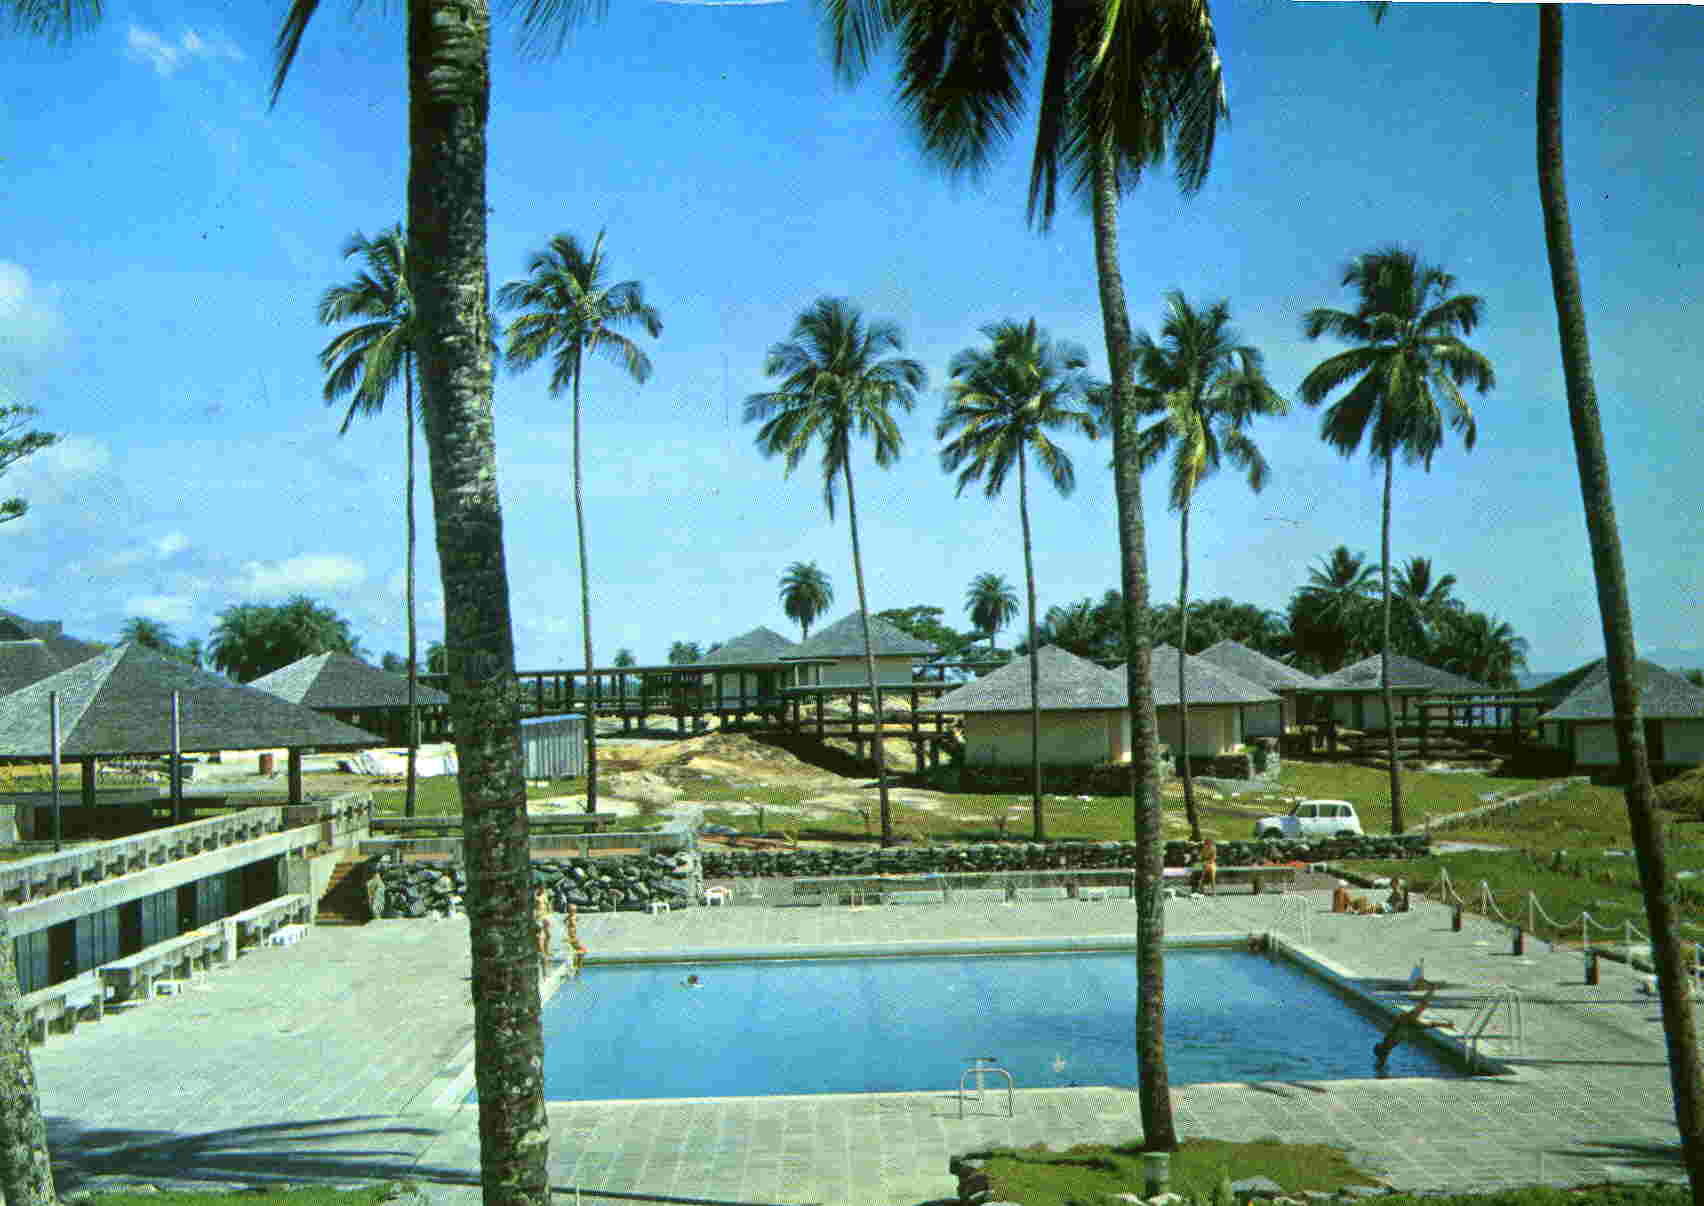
[118,618,204,669]
[0,404,59,527]
[779,562,834,642]
[667,641,702,665]
[207,597,363,683]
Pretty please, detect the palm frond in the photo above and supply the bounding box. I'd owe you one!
[895,0,1034,180]
[509,0,609,59]
[269,0,320,107]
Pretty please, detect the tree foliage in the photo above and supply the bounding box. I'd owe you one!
[0,404,59,527]
[667,641,702,665]
[779,561,834,642]
[207,596,363,683]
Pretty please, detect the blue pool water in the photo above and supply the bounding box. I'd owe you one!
[505,949,1465,1102]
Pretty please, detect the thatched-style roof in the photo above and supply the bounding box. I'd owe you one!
[1314,653,1488,694]
[707,626,801,665]
[918,646,1126,713]
[1128,646,1280,707]
[1536,658,1704,722]
[249,652,451,710]
[0,644,382,757]
[787,611,938,659]
[0,608,106,666]
[0,640,64,698]
[1197,640,1321,691]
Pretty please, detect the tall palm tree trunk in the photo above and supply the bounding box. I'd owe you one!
[1091,145,1176,1150]
[405,354,418,818]
[573,347,599,815]
[841,460,892,846]
[1018,449,1043,840]
[1381,454,1403,833]
[0,907,55,1206]
[407,1,548,1201]
[1179,499,1200,842]
[1538,10,1704,1196]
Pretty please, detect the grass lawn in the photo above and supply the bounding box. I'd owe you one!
[370,777,585,817]
[1276,761,1555,832]
[68,1188,401,1206]
[976,1136,1385,1205]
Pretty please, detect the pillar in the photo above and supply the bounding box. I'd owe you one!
[815,692,825,738]
[287,748,304,805]
[81,757,97,808]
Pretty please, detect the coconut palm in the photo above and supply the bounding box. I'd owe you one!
[779,561,835,642]
[1536,10,1703,1163]
[318,224,427,818]
[207,597,362,684]
[1433,610,1526,690]
[1288,546,1380,673]
[940,319,1097,840]
[1390,556,1460,658]
[1132,292,1287,843]
[816,0,1229,1147]
[965,574,1019,653]
[667,641,702,665]
[746,297,925,848]
[499,231,662,819]
[120,617,178,654]
[1300,248,1495,834]
[272,1,623,1196]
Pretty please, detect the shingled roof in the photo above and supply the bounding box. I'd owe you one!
[249,652,451,710]
[1536,658,1704,722]
[706,626,801,665]
[0,644,382,757]
[918,645,1126,713]
[1133,645,1280,707]
[1197,640,1321,691]
[786,611,938,659]
[1314,653,1488,694]
[0,640,64,698]
[0,608,106,666]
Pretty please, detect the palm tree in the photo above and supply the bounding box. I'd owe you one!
[272,2,623,1198]
[1289,546,1381,673]
[1300,248,1495,834]
[779,561,834,642]
[318,224,426,818]
[817,0,1228,1149]
[1132,292,1287,843]
[1537,9,1703,1174]
[667,641,702,665]
[965,573,1019,653]
[941,319,1097,840]
[1391,556,1460,658]
[425,641,448,676]
[207,597,362,683]
[1433,610,1527,690]
[120,617,178,654]
[746,297,925,848]
[499,231,662,819]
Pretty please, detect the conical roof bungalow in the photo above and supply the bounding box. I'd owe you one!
[1311,653,1488,732]
[699,626,805,709]
[250,652,451,746]
[1115,645,1277,759]
[1197,639,1320,735]
[919,645,1132,766]
[784,611,937,688]
[1533,658,1704,773]
[0,639,64,698]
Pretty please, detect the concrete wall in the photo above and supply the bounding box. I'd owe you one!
[1156,704,1241,756]
[963,710,1123,767]
[1567,718,1704,767]
[1665,719,1704,764]
[819,655,915,687]
[1328,691,1425,730]
[1573,722,1620,766]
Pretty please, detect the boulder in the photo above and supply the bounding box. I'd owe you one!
[1231,1177,1286,1201]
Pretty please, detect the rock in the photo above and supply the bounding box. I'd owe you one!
[603,771,683,807]
[1232,1177,1287,1200]
[1145,1193,1189,1206]
[948,1155,987,1177]
[1337,1188,1387,1199]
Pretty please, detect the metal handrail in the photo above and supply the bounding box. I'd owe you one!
[1465,985,1524,1070]
[1275,892,1312,948]
[958,1056,1014,1118]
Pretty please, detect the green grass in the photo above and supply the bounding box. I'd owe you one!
[68,1187,401,1206]
[1277,761,1553,831]
[370,778,584,817]
[977,1136,1384,1206]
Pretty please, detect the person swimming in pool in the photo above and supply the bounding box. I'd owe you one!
[682,974,701,988]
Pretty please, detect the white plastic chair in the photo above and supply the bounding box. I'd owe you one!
[703,886,730,907]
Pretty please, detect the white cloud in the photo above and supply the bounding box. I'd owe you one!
[153,530,190,558]
[125,595,195,626]
[124,25,245,79]
[237,553,366,597]
[4,436,111,509]
[0,262,66,377]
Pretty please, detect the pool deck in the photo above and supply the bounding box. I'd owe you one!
[34,890,1688,1206]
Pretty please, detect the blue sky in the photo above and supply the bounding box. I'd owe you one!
[3,1,1700,675]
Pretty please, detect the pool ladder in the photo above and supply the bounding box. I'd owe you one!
[1465,985,1524,1070]
[958,1056,1014,1118]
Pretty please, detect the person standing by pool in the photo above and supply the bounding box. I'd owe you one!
[1199,837,1217,896]
[534,884,553,963]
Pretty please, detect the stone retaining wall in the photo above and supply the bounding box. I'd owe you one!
[365,849,701,918]
[701,834,1427,880]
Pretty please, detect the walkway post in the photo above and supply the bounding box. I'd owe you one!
[49,690,61,853]
[171,689,184,825]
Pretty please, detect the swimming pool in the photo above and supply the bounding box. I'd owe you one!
[506,948,1465,1102]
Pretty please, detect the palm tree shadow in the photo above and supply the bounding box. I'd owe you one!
[1549,1137,1687,1177]
[46,1115,468,1194]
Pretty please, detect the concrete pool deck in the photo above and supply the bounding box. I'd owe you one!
[35,890,1689,1206]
